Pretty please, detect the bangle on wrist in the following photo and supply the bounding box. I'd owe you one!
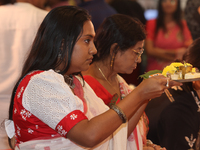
[110,104,127,123]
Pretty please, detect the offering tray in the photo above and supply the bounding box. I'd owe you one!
[173,77,200,83]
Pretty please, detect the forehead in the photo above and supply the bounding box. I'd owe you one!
[133,40,144,48]
[81,20,95,37]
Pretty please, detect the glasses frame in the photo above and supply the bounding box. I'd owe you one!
[132,48,144,60]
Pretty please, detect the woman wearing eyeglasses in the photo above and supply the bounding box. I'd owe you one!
[82,14,165,150]
[145,0,193,72]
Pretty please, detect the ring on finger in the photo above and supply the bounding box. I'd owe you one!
[166,79,169,87]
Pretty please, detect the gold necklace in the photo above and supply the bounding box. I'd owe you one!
[96,64,120,96]
[98,67,113,87]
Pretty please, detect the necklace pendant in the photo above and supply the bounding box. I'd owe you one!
[64,75,75,89]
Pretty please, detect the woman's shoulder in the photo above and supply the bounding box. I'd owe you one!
[30,69,64,82]
[117,75,127,83]
[24,69,69,93]
[117,75,135,89]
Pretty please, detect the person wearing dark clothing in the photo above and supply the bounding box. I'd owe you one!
[78,0,117,30]
[146,83,200,150]
[184,0,200,40]
[108,0,146,25]
[145,38,200,150]
[145,87,175,145]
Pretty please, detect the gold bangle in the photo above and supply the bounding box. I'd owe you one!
[110,105,127,123]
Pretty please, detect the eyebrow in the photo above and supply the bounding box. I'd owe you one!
[83,34,95,38]
[135,47,143,51]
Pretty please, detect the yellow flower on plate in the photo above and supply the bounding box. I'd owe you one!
[162,65,177,77]
[170,62,184,67]
[192,68,196,73]
[162,62,193,77]
[186,63,192,66]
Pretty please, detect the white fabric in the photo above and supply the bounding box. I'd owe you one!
[126,126,143,150]
[16,70,128,150]
[4,119,15,139]
[0,3,48,149]
[117,76,143,150]
[23,70,84,130]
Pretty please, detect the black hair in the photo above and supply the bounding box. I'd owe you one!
[8,6,91,149]
[22,6,91,76]
[93,14,146,62]
[0,0,16,5]
[184,0,200,40]
[156,0,183,34]
[184,37,200,70]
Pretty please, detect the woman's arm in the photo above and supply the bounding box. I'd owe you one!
[145,20,177,61]
[145,40,188,61]
[145,40,178,61]
[127,101,148,136]
[67,76,181,148]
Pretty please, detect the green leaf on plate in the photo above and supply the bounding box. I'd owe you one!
[139,70,163,79]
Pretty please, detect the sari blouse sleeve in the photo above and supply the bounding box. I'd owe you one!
[22,70,87,137]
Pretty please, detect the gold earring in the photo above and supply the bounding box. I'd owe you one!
[110,55,115,68]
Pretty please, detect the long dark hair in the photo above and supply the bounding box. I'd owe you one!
[8,6,91,149]
[93,14,146,62]
[0,0,16,5]
[155,0,183,34]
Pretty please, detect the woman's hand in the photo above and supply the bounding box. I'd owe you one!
[136,75,182,101]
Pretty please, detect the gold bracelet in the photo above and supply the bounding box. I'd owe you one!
[110,105,127,123]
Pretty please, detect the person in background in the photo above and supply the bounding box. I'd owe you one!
[145,0,193,72]
[6,6,180,150]
[82,14,167,150]
[108,0,147,86]
[145,38,200,150]
[77,0,117,31]
[108,0,146,25]
[0,0,48,149]
[44,0,70,11]
[184,0,200,40]
[29,0,47,9]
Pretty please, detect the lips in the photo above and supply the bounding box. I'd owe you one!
[87,57,93,63]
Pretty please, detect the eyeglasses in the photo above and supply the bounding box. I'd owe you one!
[132,48,144,60]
